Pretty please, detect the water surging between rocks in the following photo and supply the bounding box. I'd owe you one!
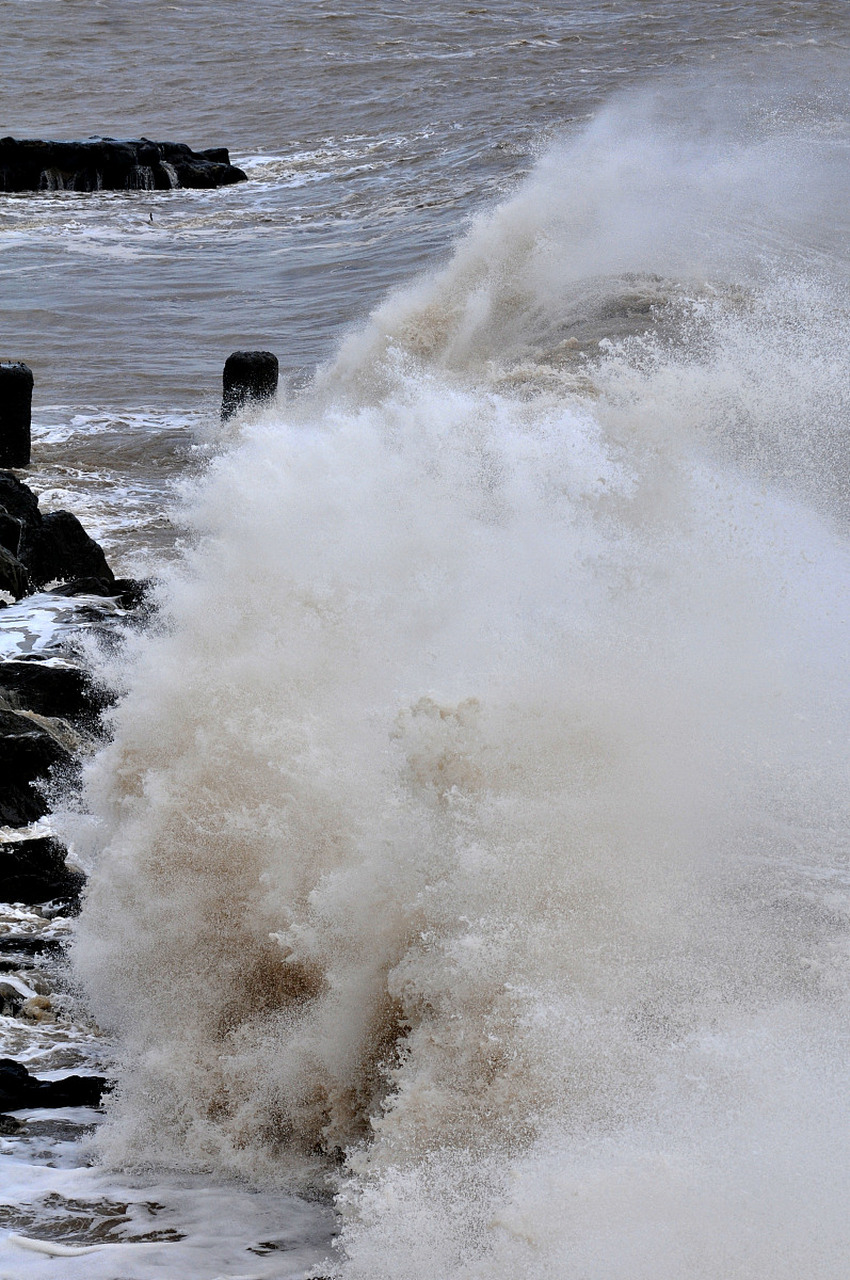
[69,79,850,1278]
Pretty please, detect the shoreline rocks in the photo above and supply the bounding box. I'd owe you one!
[0,470,121,597]
[0,471,143,861]
[0,837,84,907]
[0,710,76,828]
[0,1058,108,1111]
[0,137,247,192]
[0,422,166,1131]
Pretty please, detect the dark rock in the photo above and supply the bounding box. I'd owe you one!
[0,657,110,723]
[0,363,33,468]
[199,147,231,164]
[46,575,151,612]
[24,510,114,589]
[0,471,41,529]
[0,836,83,904]
[0,510,22,556]
[0,545,28,599]
[222,350,279,420]
[47,575,115,598]
[0,471,43,580]
[0,1114,23,1134]
[0,982,25,1016]
[0,1058,107,1111]
[0,711,74,826]
[0,473,118,593]
[0,935,63,956]
[112,576,153,611]
[0,136,247,193]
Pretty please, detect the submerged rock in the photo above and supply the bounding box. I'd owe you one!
[0,136,247,192]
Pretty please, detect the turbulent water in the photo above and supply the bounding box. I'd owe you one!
[3,3,850,1279]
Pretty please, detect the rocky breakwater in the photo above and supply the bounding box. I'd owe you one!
[0,472,146,1129]
[0,136,247,192]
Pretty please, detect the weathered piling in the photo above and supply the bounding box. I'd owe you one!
[0,363,33,467]
[222,350,279,420]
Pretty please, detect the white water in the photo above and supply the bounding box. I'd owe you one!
[67,86,850,1277]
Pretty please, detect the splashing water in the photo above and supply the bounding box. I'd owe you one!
[68,79,850,1278]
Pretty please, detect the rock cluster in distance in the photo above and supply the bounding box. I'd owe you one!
[0,137,247,191]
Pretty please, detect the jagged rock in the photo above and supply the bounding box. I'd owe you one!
[0,136,247,192]
[25,510,114,589]
[0,1058,107,1110]
[0,836,84,904]
[0,545,28,599]
[0,713,74,826]
[47,575,153,614]
[0,510,23,555]
[0,471,44,586]
[0,472,120,592]
[0,471,40,531]
[0,657,109,723]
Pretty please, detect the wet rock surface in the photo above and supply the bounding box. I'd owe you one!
[0,469,152,603]
[0,838,84,908]
[0,136,247,192]
[0,472,141,1130]
[0,544,28,599]
[0,473,115,591]
[0,1058,107,1111]
[27,510,115,590]
[0,658,108,725]
[0,710,75,827]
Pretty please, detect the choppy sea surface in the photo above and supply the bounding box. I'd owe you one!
[2,3,850,1278]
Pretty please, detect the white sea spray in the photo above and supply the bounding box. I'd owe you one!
[68,84,850,1277]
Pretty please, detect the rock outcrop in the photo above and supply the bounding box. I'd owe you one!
[0,137,247,192]
[0,836,84,906]
[0,470,117,595]
[0,1058,107,1111]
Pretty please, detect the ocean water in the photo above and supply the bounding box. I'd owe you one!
[2,3,850,1278]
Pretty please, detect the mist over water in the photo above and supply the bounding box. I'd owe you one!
[66,74,850,1277]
